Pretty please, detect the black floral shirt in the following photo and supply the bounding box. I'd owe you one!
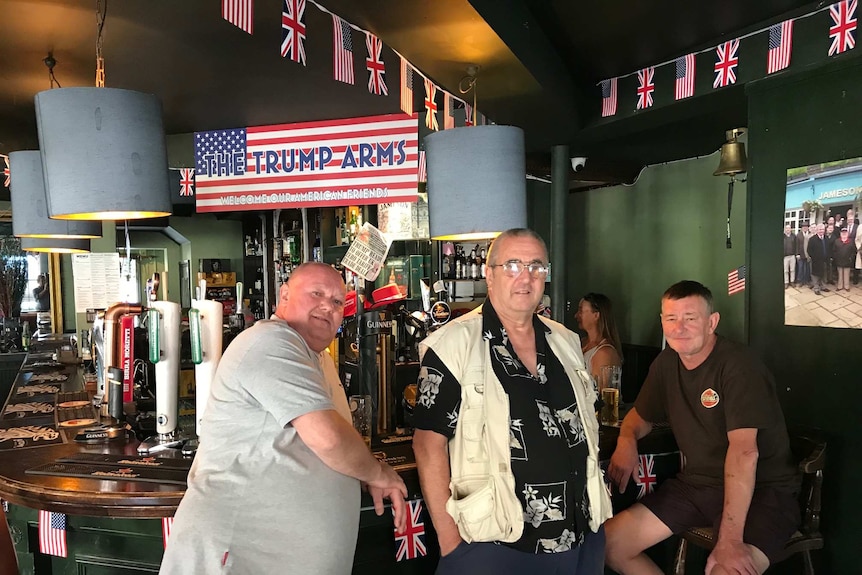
[413,301,591,554]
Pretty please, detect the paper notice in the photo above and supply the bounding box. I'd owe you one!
[341,222,392,281]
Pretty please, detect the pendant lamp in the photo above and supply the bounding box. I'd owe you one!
[426,125,527,240]
[35,87,172,220]
[9,151,101,239]
[20,237,90,253]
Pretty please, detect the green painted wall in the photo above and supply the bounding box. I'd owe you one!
[530,151,747,346]
[170,214,244,284]
[748,57,862,574]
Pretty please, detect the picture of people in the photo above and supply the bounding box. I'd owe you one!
[784,158,862,328]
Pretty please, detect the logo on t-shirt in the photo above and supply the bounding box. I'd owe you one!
[700,388,720,408]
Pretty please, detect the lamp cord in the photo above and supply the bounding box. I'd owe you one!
[95,0,107,88]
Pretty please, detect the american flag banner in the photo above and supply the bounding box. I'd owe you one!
[601,78,617,117]
[1,154,9,188]
[365,33,387,96]
[222,0,253,35]
[768,20,794,73]
[636,68,655,110]
[162,517,174,549]
[424,79,439,131]
[674,54,696,100]
[418,150,427,182]
[179,168,195,197]
[394,499,427,561]
[400,58,414,115]
[728,265,747,295]
[463,101,473,126]
[39,510,67,557]
[635,454,657,499]
[829,0,857,56]
[281,0,307,65]
[332,16,354,85]
[443,92,455,129]
[193,114,418,212]
[713,39,740,88]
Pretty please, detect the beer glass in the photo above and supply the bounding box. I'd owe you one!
[599,365,622,426]
[349,395,372,448]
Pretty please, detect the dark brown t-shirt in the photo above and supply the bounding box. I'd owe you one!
[635,336,799,494]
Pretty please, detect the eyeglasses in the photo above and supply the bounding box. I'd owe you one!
[490,260,549,278]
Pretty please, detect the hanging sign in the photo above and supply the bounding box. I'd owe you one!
[193,113,419,213]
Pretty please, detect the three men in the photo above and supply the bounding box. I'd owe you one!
[161,263,406,575]
[604,281,799,575]
[413,229,611,574]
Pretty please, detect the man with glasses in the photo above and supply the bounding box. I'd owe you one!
[413,228,611,574]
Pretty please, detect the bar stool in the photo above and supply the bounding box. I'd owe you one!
[672,427,825,575]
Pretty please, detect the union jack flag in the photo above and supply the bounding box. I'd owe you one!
[675,54,696,100]
[400,57,414,115]
[713,39,740,88]
[280,0,306,65]
[601,77,617,117]
[39,510,67,557]
[332,16,354,85]
[365,33,387,96]
[395,499,427,561]
[636,68,655,110]
[179,168,195,197]
[635,454,657,499]
[418,150,427,182]
[767,20,794,74]
[443,92,455,129]
[463,102,473,126]
[2,155,9,188]
[424,79,439,131]
[222,0,253,35]
[162,517,174,549]
[829,0,857,56]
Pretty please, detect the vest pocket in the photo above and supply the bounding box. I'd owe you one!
[460,408,488,463]
[447,475,508,543]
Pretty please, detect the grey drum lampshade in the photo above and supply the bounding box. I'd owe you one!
[35,87,172,220]
[9,151,101,239]
[20,237,90,253]
[426,125,527,240]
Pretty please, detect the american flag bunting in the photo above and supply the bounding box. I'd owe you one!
[829,0,857,56]
[424,79,439,131]
[179,168,195,197]
[332,16,354,84]
[418,150,427,182]
[162,517,174,549]
[222,0,253,35]
[281,0,307,65]
[400,58,414,115]
[636,68,655,110]
[675,54,696,100]
[2,155,9,188]
[601,78,617,117]
[365,33,387,96]
[394,499,427,561]
[728,265,746,295]
[767,20,794,73]
[443,92,455,129]
[714,39,740,88]
[635,454,657,499]
[39,510,67,557]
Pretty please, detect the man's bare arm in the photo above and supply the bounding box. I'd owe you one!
[412,429,463,556]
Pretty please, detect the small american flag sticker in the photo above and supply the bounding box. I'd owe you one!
[728,265,746,295]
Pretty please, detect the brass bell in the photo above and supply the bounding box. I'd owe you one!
[714,128,747,176]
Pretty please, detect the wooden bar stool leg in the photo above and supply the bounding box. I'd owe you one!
[802,549,815,575]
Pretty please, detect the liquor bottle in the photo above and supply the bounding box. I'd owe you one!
[254,267,263,292]
[21,322,30,351]
[245,235,254,256]
[455,246,462,279]
[480,246,487,278]
[442,252,451,278]
[470,244,479,279]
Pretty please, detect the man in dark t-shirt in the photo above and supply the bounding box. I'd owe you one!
[604,281,799,575]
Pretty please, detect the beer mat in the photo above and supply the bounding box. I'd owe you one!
[58,407,96,422]
[24,372,68,383]
[8,393,56,405]
[59,418,98,428]
[14,384,60,397]
[58,452,194,471]
[372,442,416,472]
[58,400,91,409]
[2,401,55,420]
[379,434,413,445]
[0,425,64,450]
[25,361,64,370]
[26,462,188,485]
[58,391,90,403]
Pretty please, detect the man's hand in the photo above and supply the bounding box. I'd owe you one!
[607,436,639,493]
[706,539,758,575]
[367,460,408,533]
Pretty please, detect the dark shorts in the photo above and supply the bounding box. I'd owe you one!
[435,526,605,575]
[640,478,800,564]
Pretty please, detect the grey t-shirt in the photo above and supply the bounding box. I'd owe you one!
[160,318,358,575]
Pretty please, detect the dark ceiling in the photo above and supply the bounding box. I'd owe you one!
[0,0,817,196]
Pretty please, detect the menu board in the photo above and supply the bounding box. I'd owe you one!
[71,253,122,313]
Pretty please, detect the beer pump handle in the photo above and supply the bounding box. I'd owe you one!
[236,282,243,308]
[147,308,161,364]
[107,366,124,421]
[189,308,203,364]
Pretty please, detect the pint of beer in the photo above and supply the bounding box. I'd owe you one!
[599,365,622,426]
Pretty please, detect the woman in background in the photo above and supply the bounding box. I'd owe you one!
[575,293,622,380]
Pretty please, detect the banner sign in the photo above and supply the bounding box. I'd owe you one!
[194,113,418,212]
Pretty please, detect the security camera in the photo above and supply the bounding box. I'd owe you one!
[571,157,587,172]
